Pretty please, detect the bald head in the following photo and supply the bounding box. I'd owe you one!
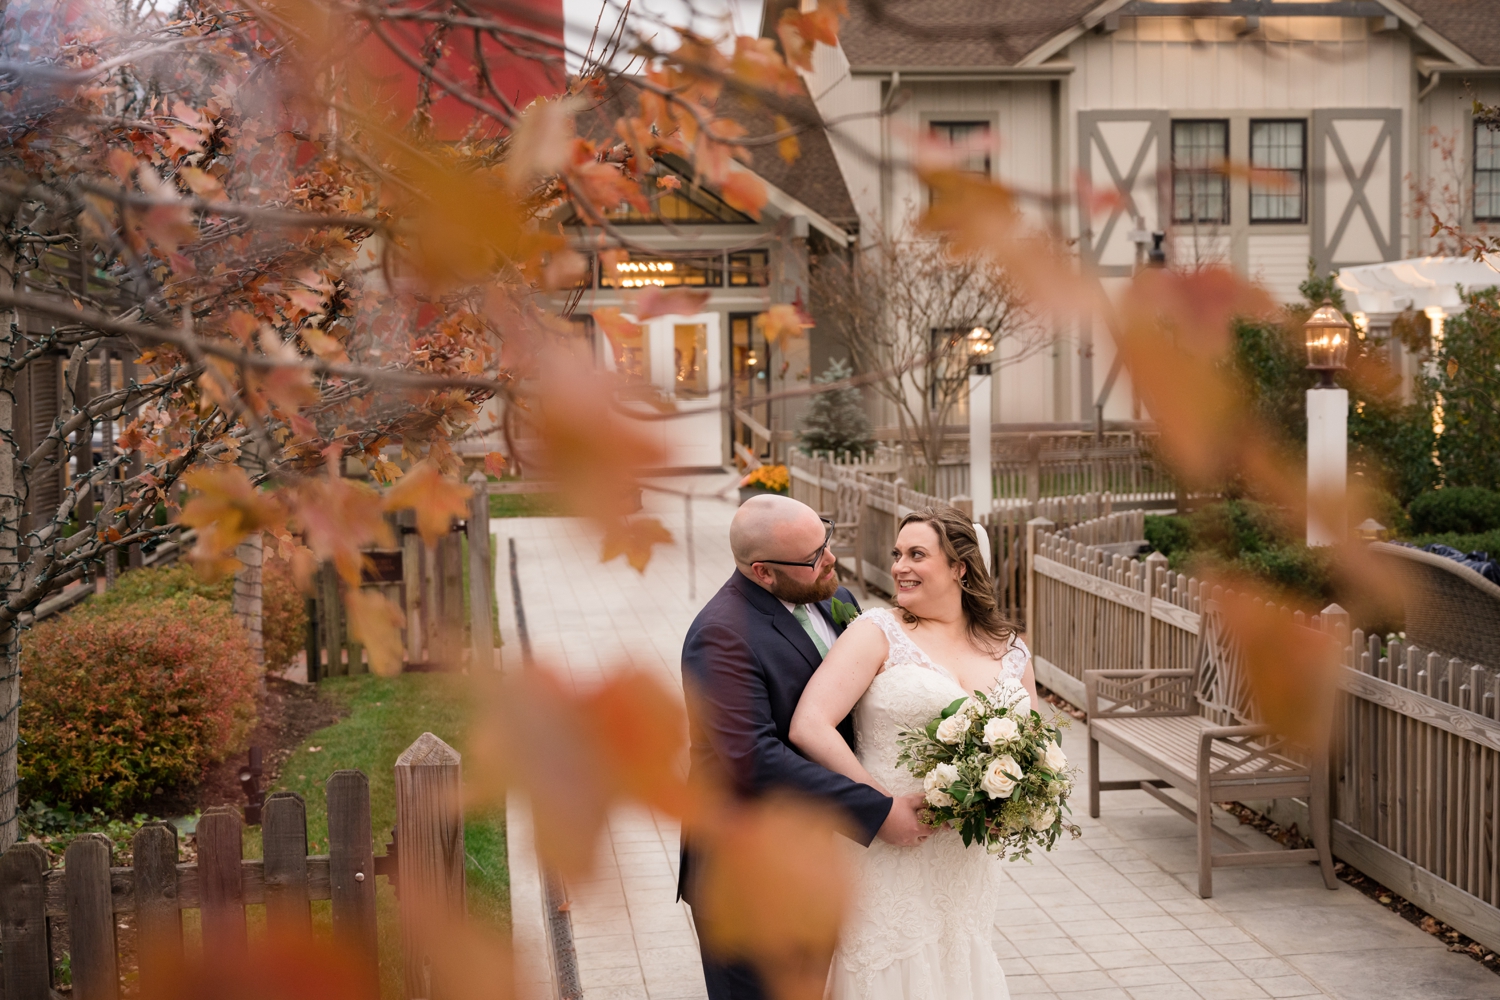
[730,494,823,568]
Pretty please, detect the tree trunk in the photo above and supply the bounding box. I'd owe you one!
[0,250,23,853]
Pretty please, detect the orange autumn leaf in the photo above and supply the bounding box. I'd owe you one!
[581,671,693,816]
[179,465,283,578]
[383,458,472,546]
[631,287,711,320]
[484,451,508,478]
[292,451,394,585]
[761,303,812,343]
[718,166,767,219]
[601,516,675,573]
[344,587,406,676]
[1213,588,1340,747]
[692,796,854,1000]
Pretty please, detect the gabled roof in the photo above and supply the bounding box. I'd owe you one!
[573,77,859,234]
[1402,0,1500,67]
[802,0,1099,70]
[761,0,1500,72]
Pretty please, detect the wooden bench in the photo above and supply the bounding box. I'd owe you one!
[1085,604,1338,898]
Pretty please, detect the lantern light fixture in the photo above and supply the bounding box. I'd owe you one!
[967,326,995,368]
[1304,300,1351,387]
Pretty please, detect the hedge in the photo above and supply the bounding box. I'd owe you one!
[19,596,258,814]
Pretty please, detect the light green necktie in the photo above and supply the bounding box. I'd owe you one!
[792,604,830,658]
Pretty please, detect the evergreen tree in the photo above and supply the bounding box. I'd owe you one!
[799,358,874,458]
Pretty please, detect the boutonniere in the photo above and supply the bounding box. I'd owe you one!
[830,596,859,628]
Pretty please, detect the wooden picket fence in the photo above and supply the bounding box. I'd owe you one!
[789,453,1158,625]
[308,473,495,679]
[826,429,1175,502]
[0,733,464,1000]
[1025,517,1500,956]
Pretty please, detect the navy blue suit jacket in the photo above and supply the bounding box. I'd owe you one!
[677,570,892,903]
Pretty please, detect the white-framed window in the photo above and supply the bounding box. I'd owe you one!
[929,120,992,177]
[1250,119,1306,223]
[1172,119,1229,224]
[1476,121,1500,222]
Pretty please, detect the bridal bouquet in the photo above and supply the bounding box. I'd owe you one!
[895,680,1081,860]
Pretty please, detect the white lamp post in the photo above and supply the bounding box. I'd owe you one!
[1304,301,1351,547]
[967,326,995,517]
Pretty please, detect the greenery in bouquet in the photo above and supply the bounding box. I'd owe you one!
[896,681,1082,861]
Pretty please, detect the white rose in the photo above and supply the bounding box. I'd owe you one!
[982,716,1020,746]
[925,787,955,808]
[957,697,981,719]
[1043,741,1068,772]
[1030,807,1057,832]
[980,755,1021,799]
[923,763,959,808]
[935,714,970,744]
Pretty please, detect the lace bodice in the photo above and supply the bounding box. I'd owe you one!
[852,607,1030,798]
[828,607,1024,999]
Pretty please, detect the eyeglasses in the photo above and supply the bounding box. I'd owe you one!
[753,518,836,569]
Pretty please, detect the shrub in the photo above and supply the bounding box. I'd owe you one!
[1147,499,1333,604]
[1409,486,1500,536]
[19,597,258,814]
[263,553,309,670]
[92,562,233,609]
[1144,514,1192,562]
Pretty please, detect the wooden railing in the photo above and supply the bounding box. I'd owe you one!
[823,429,1176,503]
[1025,521,1500,956]
[788,454,1141,625]
[0,733,464,1000]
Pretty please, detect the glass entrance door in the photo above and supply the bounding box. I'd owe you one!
[730,313,770,459]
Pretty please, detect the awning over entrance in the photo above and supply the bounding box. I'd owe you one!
[1336,255,1500,316]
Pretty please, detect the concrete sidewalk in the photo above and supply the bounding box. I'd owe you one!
[496,473,1500,1000]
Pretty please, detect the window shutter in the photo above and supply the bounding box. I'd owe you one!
[1310,109,1402,273]
[1078,111,1170,277]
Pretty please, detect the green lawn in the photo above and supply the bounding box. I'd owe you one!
[247,674,508,999]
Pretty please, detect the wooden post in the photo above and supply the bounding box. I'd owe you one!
[402,511,424,665]
[1025,434,1042,504]
[327,770,379,982]
[263,792,312,935]
[1025,517,1053,639]
[319,563,342,677]
[0,843,51,1000]
[395,732,465,1000]
[1142,552,1168,671]
[196,807,247,957]
[64,834,118,1000]
[466,472,494,670]
[439,533,464,665]
[132,823,181,997]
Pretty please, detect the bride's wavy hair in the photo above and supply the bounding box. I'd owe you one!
[896,505,1018,656]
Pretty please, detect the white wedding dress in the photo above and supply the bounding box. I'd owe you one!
[827,607,1029,1000]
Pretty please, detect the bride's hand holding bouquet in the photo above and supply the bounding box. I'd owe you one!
[896,679,1082,861]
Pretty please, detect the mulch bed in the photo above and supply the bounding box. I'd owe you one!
[142,676,348,820]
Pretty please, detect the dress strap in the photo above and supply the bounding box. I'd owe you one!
[860,608,951,681]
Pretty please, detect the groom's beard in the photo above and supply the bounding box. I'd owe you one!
[768,564,839,605]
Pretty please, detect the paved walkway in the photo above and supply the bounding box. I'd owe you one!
[497,473,1500,1000]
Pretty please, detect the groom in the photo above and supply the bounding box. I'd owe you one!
[678,493,925,1000]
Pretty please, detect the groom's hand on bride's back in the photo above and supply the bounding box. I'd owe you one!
[875,792,927,847]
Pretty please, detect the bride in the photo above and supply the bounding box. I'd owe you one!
[790,504,1040,1000]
